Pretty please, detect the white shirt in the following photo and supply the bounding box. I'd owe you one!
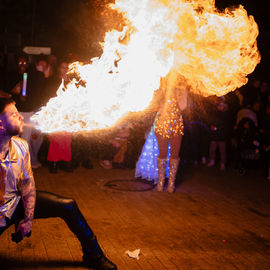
[0,136,33,227]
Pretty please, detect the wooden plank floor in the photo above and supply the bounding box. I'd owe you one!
[1,162,270,270]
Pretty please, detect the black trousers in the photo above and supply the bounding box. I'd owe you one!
[0,190,102,258]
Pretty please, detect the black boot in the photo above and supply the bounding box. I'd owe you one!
[82,237,117,270]
[83,255,117,270]
[61,199,117,270]
[49,162,58,174]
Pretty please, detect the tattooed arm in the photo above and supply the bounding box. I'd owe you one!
[17,145,36,238]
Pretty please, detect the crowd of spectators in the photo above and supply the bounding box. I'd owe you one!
[0,52,269,180]
[182,77,270,178]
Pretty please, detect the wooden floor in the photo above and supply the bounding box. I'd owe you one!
[1,162,270,270]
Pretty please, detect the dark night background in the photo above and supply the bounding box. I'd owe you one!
[0,0,269,77]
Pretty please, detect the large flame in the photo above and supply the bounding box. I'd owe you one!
[32,0,260,133]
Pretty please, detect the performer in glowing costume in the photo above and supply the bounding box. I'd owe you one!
[136,72,188,193]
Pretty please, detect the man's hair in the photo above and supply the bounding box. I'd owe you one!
[0,97,15,114]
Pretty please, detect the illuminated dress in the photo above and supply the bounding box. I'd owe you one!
[135,97,184,185]
[155,97,184,139]
[135,119,171,184]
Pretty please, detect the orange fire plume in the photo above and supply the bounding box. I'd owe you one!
[32,0,260,133]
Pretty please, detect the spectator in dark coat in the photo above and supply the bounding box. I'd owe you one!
[207,98,231,170]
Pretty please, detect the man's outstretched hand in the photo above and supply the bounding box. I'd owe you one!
[11,230,31,243]
[12,218,33,243]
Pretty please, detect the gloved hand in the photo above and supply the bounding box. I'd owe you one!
[12,218,33,243]
[11,231,31,243]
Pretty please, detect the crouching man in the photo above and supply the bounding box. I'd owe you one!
[0,97,116,270]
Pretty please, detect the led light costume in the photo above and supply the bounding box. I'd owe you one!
[136,73,187,193]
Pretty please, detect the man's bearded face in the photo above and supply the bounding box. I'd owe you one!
[1,103,24,136]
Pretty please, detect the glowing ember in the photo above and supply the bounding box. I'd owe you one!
[32,0,260,133]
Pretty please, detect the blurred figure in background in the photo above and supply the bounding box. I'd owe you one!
[45,60,74,173]
[100,122,132,169]
[8,55,29,102]
[181,93,211,167]
[9,55,48,168]
[207,98,231,171]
